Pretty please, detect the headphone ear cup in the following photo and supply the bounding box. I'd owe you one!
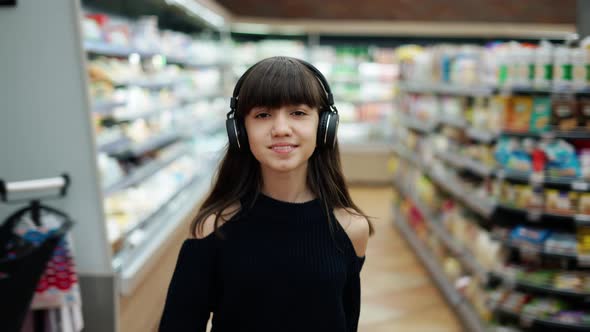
[226,118,240,150]
[226,117,248,151]
[317,111,339,148]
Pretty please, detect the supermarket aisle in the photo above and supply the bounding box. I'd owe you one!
[349,186,462,332]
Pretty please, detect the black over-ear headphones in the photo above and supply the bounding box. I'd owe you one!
[226,57,339,151]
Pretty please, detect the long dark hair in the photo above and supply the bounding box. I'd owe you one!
[191,56,374,238]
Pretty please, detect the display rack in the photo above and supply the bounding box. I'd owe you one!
[393,40,590,331]
[0,1,231,331]
[394,212,488,332]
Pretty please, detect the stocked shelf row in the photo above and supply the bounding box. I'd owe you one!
[393,175,489,282]
[433,148,590,192]
[495,308,590,332]
[103,145,189,197]
[394,178,590,303]
[393,160,590,331]
[84,40,228,68]
[394,210,487,332]
[399,82,590,97]
[399,113,590,142]
[392,143,590,259]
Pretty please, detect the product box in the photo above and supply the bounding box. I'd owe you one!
[578,96,590,129]
[551,94,578,131]
[545,189,578,215]
[579,192,590,214]
[529,96,552,133]
[507,96,533,132]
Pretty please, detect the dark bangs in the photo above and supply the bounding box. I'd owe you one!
[236,56,328,117]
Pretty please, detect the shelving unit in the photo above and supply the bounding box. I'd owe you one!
[394,210,487,332]
[392,39,590,331]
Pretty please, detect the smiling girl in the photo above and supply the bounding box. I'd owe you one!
[159,56,373,332]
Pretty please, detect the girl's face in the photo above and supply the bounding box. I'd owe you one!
[244,104,319,174]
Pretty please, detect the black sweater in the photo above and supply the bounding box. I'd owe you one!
[159,193,365,332]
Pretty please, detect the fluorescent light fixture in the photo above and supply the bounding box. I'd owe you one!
[232,23,272,35]
[165,0,225,29]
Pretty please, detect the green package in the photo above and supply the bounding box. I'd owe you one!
[529,96,552,133]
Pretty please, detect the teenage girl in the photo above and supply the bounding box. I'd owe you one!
[159,56,373,332]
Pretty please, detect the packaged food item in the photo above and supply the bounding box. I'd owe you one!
[551,94,578,131]
[545,189,578,215]
[534,41,554,89]
[553,311,586,324]
[576,225,590,257]
[553,46,573,88]
[554,272,584,291]
[545,232,578,255]
[529,96,552,133]
[514,184,533,208]
[572,47,588,89]
[501,181,517,206]
[543,139,581,177]
[500,291,530,313]
[510,226,552,251]
[579,192,590,214]
[506,96,533,132]
[491,95,511,130]
[578,96,590,129]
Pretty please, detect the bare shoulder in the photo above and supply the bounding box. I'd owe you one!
[195,202,241,239]
[333,207,370,258]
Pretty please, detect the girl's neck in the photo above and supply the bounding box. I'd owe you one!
[260,165,314,203]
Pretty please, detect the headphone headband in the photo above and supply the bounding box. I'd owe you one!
[228,57,335,119]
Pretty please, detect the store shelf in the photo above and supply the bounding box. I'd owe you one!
[497,169,590,192]
[110,131,183,159]
[491,204,584,230]
[113,102,183,123]
[114,79,177,90]
[489,234,589,268]
[103,146,189,197]
[93,99,127,114]
[399,115,438,134]
[398,82,496,97]
[85,40,227,69]
[465,127,497,144]
[393,143,495,219]
[97,135,133,155]
[391,143,422,167]
[438,115,468,129]
[114,170,211,295]
[503,85,590,95]
[85,40,149,58]
[394,212,487,332]
[501,130,590,140]
[494,307,590,332]
[393,176,489,281]
[427,168,495,219]
[489,272,590,302]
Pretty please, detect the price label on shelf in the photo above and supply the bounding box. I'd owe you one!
[572,181,590,191]
[527,210,543,221]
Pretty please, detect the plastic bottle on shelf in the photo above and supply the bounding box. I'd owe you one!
[497,47,510,87]
[571,46,587,89]
[534,41,554,89]
[553,45,573,89]
[583,37,590,90]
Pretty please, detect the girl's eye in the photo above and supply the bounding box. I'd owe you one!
[254,113,270,119]
[292,111,307,116]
